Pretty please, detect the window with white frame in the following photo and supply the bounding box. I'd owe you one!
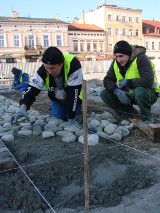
[73,40,78,51]
[13,35,20,47]
[0,35,5,47]
[115,28,119,36]
[122,29,126,36]
[146,28,149,33]
[87,42,91,51]
[108,28,112,35]
[56,35,63,46]
[43,35,49,47]
[129,29,133,36]
[93,43,97,51]
[115,15,119,21]
[152,42,155,50]
[99,42,104,52]
[108,43,112,52]
[156,28,159,34]
[80,42,84,51]
[122,16,126,22]
[146,41,149,50]
[108,14,112,21]
[136,17,139,23]
[136,30,139,37]
[129,17,133,22]
[28,35,35,48]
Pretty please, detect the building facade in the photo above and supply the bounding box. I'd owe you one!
[0,11,69,63]
[78,4,143,56]
[68,23,107,60]
[142,20,160,59]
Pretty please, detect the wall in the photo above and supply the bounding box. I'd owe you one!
[0,59,160,83]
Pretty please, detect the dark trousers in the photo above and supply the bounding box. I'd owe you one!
[100,87,158,121]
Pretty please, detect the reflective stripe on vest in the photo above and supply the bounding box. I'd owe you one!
[113,58,160,92]
[45,54,82,100]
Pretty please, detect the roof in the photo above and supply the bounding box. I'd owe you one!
[0,16,67,24]
[68,23,104,31]
[143,20,160,37]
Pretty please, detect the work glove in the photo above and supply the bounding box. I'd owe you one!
[116,79,128,89]
[68,119,82,128]
[114,88,131,105]
[54,87,67,100]
[10,107,29,124]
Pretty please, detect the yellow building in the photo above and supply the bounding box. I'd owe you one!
[78,4,142,56]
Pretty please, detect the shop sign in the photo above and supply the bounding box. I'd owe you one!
[4,54,13,58]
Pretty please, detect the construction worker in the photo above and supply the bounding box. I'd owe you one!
[11,47,82,126]
[100,40,160,124]
[11,67,29,92]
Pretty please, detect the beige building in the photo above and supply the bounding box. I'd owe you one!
[68,23,107,60]
[0,11,69,63]
[78,4,143,55]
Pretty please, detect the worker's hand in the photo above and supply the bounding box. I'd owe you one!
[10,106,29,124]
[114,88,131,105]
[68,119,81,128]
[116,79,128,88]
[54,87,67,100]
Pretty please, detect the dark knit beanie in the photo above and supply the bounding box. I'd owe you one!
[11,67,20,75]
[42,47,64,64]
[113,40,132,56]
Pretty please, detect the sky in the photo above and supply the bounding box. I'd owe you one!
[0,0,159,22]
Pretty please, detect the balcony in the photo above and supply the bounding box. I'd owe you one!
[24,45,42,55]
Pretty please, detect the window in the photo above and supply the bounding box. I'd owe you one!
[146,28,149,33]
[146,41,149,50]
[152,42,155,50]
[108,43,112,52]
[136,30,139,37]
[129,29,133,36]
[13,35,19,47]
[87,43,91,51]
[28,35,35,48]
[115,28,119,36]
[122,29,126,36]
[99,42,104,51]
[0,35,5,47]
[43,35,49,47]
[80,43,84,51]
[129,17,132,22]
[156,28,159,34]
[108,14,112,21]
[115,15,119,21]
[122,16,126,22]
[136,17,139,23]
[73,40,78,51]
[93,43,97,51]
[56,35,63,46]
[108,28,112,35]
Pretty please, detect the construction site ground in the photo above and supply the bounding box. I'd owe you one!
[1,78,160,213]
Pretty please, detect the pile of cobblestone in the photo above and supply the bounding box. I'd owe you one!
[0,95,133,144]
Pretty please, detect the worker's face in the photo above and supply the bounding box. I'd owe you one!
[44,63,63,77]
[115,53,130,66]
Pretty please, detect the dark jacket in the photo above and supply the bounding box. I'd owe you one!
[20,56,82,119]
[103,45,154,92]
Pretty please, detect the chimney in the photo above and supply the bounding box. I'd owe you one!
[55,14,60,20]
[12,11,19,18]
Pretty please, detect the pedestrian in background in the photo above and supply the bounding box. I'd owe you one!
[11,67,29,92]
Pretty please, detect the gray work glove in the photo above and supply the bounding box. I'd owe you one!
[10,107,29,124]
[54,87,67,100]
[114,88,131,105]
[68,119,81,128]
[116,79,128,89]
